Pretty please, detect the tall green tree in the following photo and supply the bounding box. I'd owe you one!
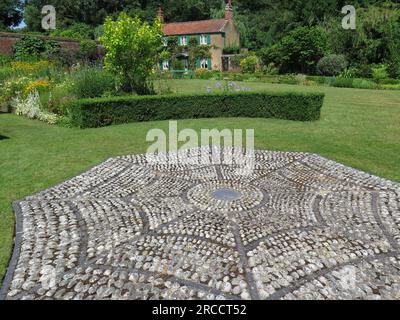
[324,1,400,75]
[23,0,142,31]
[100,12,162,94]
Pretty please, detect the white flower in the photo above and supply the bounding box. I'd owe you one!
[11,90,59,124]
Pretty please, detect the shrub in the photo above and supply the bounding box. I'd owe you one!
[278,26,327,74]
[262,63,279,75]
[71,67,116,99]
[317,54,348,76]
[232,73,246,81]
[210,71,223,80]
[0,67,13,84]
[348,64,372,78]
[306,76,326,85]
[79,40,99,61]
[68,91,325,128]
[381,84,400,90]
[51,23,94,40]
[277,75,298,85]
[338,69,353,79]
[372,65,389,83]
[295,74,307,85]
[194,69,213,79]
[240,54,258,73]
[0,76,31,105]
[12,36,60,61]
[0,54,11,66]
[58,47,81,66]
[154,78,174,95]
[258,45,281,69]
[352,79,376,89]
[378,78,400,85]
[94,25,104,40]
[45,79,76,115]
[387,59,400,79]
[100,12,162,94]
[330,77,354,88]
[303,80,317,86]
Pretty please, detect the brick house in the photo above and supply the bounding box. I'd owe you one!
[159,0,240,71]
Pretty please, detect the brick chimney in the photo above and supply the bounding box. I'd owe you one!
[225,0,233,20]
[157,6,164,23]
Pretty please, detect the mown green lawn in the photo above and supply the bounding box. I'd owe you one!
[1,79,400,283]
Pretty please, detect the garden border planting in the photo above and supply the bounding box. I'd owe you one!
[68,91,325,128]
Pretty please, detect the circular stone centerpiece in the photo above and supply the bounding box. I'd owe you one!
[212,188,242,201]
[186,182,265,212]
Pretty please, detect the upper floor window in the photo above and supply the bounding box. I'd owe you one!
[162,38,168,47]
[179,36,187,46]
[200,34,208,45]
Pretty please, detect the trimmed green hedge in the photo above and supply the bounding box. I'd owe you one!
[68,91,325,128]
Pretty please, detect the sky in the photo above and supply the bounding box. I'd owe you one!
[12,0,26,29]
[15,21,27,29]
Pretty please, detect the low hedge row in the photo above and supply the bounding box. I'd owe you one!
[68,91,325,128]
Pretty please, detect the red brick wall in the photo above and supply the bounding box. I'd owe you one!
[0,32,95,56]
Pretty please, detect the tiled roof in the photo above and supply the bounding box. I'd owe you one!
[162,19,228,36]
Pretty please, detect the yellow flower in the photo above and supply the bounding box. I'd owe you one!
[24,80,51,94]
[11,61,52,74]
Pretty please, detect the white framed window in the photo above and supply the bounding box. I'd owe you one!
[200,58,209,69]
[162,60,169,70]
[179,36,187,46]
[200,34,208,45]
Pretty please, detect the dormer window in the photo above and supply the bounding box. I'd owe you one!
[200,34,208,45]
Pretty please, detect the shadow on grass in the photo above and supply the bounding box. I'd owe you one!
[0,135,10,140]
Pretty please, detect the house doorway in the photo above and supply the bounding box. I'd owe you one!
[175,53,189,70]
[222,56,229,72]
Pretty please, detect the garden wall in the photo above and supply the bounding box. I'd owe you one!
[69,91,325,128]
[0,32,100,56]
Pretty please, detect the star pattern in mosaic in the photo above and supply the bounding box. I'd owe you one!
[1,146,400,300]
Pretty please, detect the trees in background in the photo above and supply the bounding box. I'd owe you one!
[316,54,348,76]
[0,0,23,30]
[23,0,136,31]
[259,26,327,74]
[5,0,399,78]
[257,1,400,77]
